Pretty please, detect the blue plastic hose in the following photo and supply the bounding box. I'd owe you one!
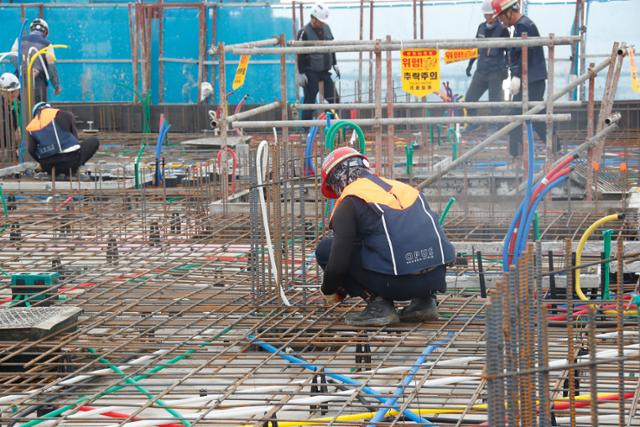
[366,338,447,426]
[248,336,431,425]
[514,176,568,261]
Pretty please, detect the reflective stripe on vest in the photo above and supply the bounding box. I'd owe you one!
[331,173,455,275]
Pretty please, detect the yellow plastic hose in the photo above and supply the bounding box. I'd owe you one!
[27,44,68,114]
[575,213,624,302]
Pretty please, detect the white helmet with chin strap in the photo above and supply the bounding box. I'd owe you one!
[310,3,329,23]
[0,73,20,92]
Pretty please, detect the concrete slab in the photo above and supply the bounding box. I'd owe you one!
[0,172,154,191]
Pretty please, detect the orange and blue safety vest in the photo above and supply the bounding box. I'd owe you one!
[331,173,455,276]
[26,108,79,159]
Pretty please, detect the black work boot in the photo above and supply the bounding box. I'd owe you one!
[345,297,399,326]
[399,295,438,323]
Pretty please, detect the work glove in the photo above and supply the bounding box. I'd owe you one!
[465,64,472,77]
[296,73,308,87]
[510,76,521,96]
[322,292,345,305]
[333,65,341,79]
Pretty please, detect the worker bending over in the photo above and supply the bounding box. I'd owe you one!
[316,147,455,326]
[296,3,340,121]
[26,102,98,177]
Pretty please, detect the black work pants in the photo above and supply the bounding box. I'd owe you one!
[315,237,446,301]
[40,137,99,175]
[509,79,546,157]
[33,75,48,104]
[465,70,506,116]
[301,70,339,121]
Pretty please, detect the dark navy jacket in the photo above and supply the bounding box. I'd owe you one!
[475,22,510,75]
[296,23,336,73]
[510,15,547,82]
[331,173,455,276]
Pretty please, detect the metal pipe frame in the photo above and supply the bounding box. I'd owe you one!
[292,100,584,110]
[226,101,281,122]
[416,54,614,190]
[231,113,572,129]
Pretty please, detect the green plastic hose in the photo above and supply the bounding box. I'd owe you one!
[0,185,9,234]
[325,120,366,153]
[533,212,540,241]
[134,142,147,189]
[405,141,415,177]
[447,128,458,161]
[87,348,190,426]
[602,228,613,299]
[22,325,234,427]
[439,197,455,225]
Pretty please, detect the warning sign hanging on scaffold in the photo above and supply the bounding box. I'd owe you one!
[444,48,478,64]
[401,49,440,97]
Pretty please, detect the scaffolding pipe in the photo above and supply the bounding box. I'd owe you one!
[510,113,620,194]
[417,55,613,190]
[231,113,571,129]
[226,101,280,122]
[293,100,583,110]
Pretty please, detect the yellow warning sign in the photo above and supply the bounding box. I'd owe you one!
[401,49,440,97]
[444,48,478,64]
[629,48,640,94]
[232,55,250,90]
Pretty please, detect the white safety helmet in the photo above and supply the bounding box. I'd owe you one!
[481,0,494,14]
[310,3,329,23]
[0,73,20,92]
[200,81,213,102]
[30,18,49,37]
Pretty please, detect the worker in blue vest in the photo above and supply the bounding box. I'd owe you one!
[296,3,340,121]
[11,18,61,103]
[492,0,559,158]
[464,0,510,130]
[315,147,455,326]
[26,102,98,177]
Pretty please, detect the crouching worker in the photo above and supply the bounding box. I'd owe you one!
[26,102,99,177]
[315,147,455,326]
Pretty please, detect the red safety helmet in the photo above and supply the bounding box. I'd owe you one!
[491,0,519,17]
[321,146,367,199]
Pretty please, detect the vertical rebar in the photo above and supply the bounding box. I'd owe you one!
[545,35,555,172]
[385,35,394,178]
[217,42,228,216]
[564,238,576,427]
[506,264,520,426]
[374,40,382,175]
[587,305,598,426]
[586,62,596,202]
[616,237,625,427]
[535,241,551,426]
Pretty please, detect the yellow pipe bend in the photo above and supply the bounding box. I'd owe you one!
[575,213,625,302]
[26,44,68,115]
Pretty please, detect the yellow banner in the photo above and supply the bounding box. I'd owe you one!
[443,48,478,64]
[401,49,440,97]
[629,48,640,94]
[232,55,251,90]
